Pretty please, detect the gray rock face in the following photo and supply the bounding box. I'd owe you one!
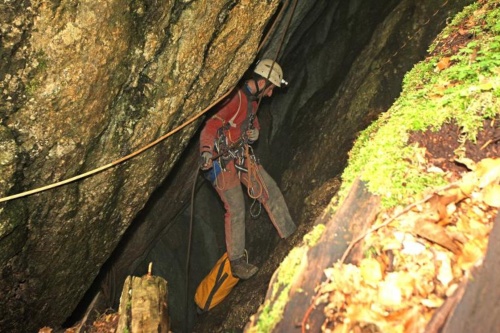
[0,0,280,331]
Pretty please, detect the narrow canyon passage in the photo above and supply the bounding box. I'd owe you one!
[65,2,472,332]
[0,0,472,332]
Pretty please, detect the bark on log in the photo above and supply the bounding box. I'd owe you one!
[439,210,500,333]
[116,274,170,333]
[248,179,381,332]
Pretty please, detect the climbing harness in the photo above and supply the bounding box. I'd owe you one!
[244,144,265,219]
[203,124,268,219]
[243,144,267,200]
[206,88,269,204]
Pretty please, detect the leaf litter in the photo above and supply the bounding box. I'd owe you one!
[317,158,499,333]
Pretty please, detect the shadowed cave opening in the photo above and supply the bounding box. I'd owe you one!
[63,1,472,332]
[67,98,291,333]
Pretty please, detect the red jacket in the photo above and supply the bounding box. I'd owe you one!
[200,87,260,154]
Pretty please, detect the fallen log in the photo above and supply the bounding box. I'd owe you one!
[247,177,500,333]
[116,270,170,333]
[246,178,381,332]
[439,210,500,333]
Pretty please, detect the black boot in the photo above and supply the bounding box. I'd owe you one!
[230,257,258,280]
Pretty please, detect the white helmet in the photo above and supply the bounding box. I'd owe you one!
[253,59,288,87]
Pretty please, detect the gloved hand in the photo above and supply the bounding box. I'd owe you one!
[246,128,259,142]
[200,151,213,170]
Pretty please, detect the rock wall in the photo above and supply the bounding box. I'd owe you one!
[265,0,475,219]
[0,0,280,331]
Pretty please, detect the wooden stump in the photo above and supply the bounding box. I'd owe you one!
[116,274,170,333]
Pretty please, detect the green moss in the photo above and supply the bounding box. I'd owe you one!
[303,224,325,247]
[428,1,480,54]
[25,79,40,96]
[338,0,500,208]
[250,247,306,333]
[34,50,48,71]
[252,2,500,329]
[25,50,49,97]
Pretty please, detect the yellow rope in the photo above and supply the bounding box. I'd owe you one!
[0,2,290,203]
[245,144,268,200]
[0,94,225,203]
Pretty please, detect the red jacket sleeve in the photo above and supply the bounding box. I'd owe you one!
[199,90,240,154]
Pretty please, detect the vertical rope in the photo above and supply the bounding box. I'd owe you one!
[185,167,200,332]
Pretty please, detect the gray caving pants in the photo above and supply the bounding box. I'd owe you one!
[213,158,297,261]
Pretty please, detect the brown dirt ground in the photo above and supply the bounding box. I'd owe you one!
[408,116,500,179]
[411,0,500,181]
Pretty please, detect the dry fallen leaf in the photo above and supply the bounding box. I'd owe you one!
[457,238,486,271]
[360,258,384,285]
[437,187,468,206]
[38,328,53,333]
[319,157,498,332]
[378,278,403,308]
[457,212,490,239]
[436,57,451,70]
[331,322,349,333]
[435,252,454,287]
[475,158,500,188]
[345,303,385,327]
[401,239,426,255]
[483,183,500,208]
[421,294,444,308]
[413,219,460,254]
[455,157,477,171]
[458,173,478,196]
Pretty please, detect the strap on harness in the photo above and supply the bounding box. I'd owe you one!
[242,144,268,200]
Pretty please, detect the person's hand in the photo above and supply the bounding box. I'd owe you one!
[200,152,213,170]
[246,128,259,142]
